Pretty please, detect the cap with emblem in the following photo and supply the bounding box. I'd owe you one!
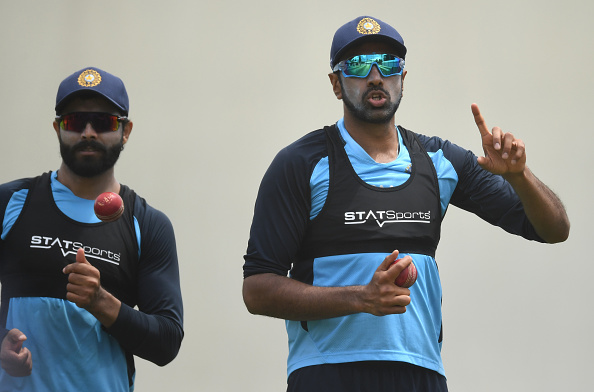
[55,67,129,115]
[330,16,407,68]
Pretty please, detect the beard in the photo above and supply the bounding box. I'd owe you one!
[59,136,123,178]
[339,76,402,124]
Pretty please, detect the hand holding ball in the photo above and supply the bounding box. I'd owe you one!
[94,192,124,222]
[391,259,417,288]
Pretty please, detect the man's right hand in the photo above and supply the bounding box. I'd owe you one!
[361,250,412,316]
[0,328,32,377]
[243,250,413,320]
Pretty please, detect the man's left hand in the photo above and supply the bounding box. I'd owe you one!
[472,103,526,176]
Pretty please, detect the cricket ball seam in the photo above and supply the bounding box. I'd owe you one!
[94,192,124,222]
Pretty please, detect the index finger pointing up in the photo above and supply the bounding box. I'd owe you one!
[471,103,490,137]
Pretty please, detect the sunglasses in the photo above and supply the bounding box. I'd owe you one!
[333,53,405,78]
[56,112,128,133]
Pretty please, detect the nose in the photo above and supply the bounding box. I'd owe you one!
[367,64,383,85]
[80,122,98,139]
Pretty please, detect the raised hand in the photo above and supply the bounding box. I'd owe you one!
[0,328,32,377]
[472,103,526,176]
[471,103,570,243]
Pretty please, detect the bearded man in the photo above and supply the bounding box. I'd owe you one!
[0,67,184,391]
[242,16,569,392]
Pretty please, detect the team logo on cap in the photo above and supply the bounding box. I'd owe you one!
[357,18,381,35]
[77,69,102,87]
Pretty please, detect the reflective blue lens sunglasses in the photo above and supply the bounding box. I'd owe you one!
[333,53,405,78]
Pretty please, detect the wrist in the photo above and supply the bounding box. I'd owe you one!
[87,288,121,327]
[352,285,374,315]
[502,167,530,185]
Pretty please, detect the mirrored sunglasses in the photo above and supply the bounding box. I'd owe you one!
[56,112,127,133]
[333,53,405,78]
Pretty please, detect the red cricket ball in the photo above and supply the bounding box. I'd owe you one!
[94,192,124,222]
[391,258,418,288]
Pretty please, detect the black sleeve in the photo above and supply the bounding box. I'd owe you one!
[105,197,184,366]
[0,178,34,342]
[243,130,328,278]
[419,133,544,242]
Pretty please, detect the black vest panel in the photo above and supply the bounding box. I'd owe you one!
[293,126,441,283]
[0,172,139,306]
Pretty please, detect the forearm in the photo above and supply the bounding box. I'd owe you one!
[86,287,121,328]
[84,287,182,365]
[105,303,184,366]
[243,273,369,321]
[81,282,182,366]
[503,167,570,243]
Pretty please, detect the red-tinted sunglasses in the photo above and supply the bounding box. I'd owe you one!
[56,112,128,133]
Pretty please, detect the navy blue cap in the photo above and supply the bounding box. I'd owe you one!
[55,67,129,115]
[330,16,407,68]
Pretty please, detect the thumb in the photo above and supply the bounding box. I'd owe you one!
[5,329,27,351]
[76,248,89,264]
[476,155,489,169]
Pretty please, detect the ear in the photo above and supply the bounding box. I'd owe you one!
[401,70,407,86]
[53,120,60,137]
[122,121,133,145]
[328,73,342,100]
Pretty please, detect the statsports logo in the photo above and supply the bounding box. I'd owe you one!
[29,235,120,265]
[344,210,431,227]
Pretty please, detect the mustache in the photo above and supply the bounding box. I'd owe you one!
[72,140,107,153]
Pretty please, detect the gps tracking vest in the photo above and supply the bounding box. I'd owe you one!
[294,125,442,284]
[0,172,139,307]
